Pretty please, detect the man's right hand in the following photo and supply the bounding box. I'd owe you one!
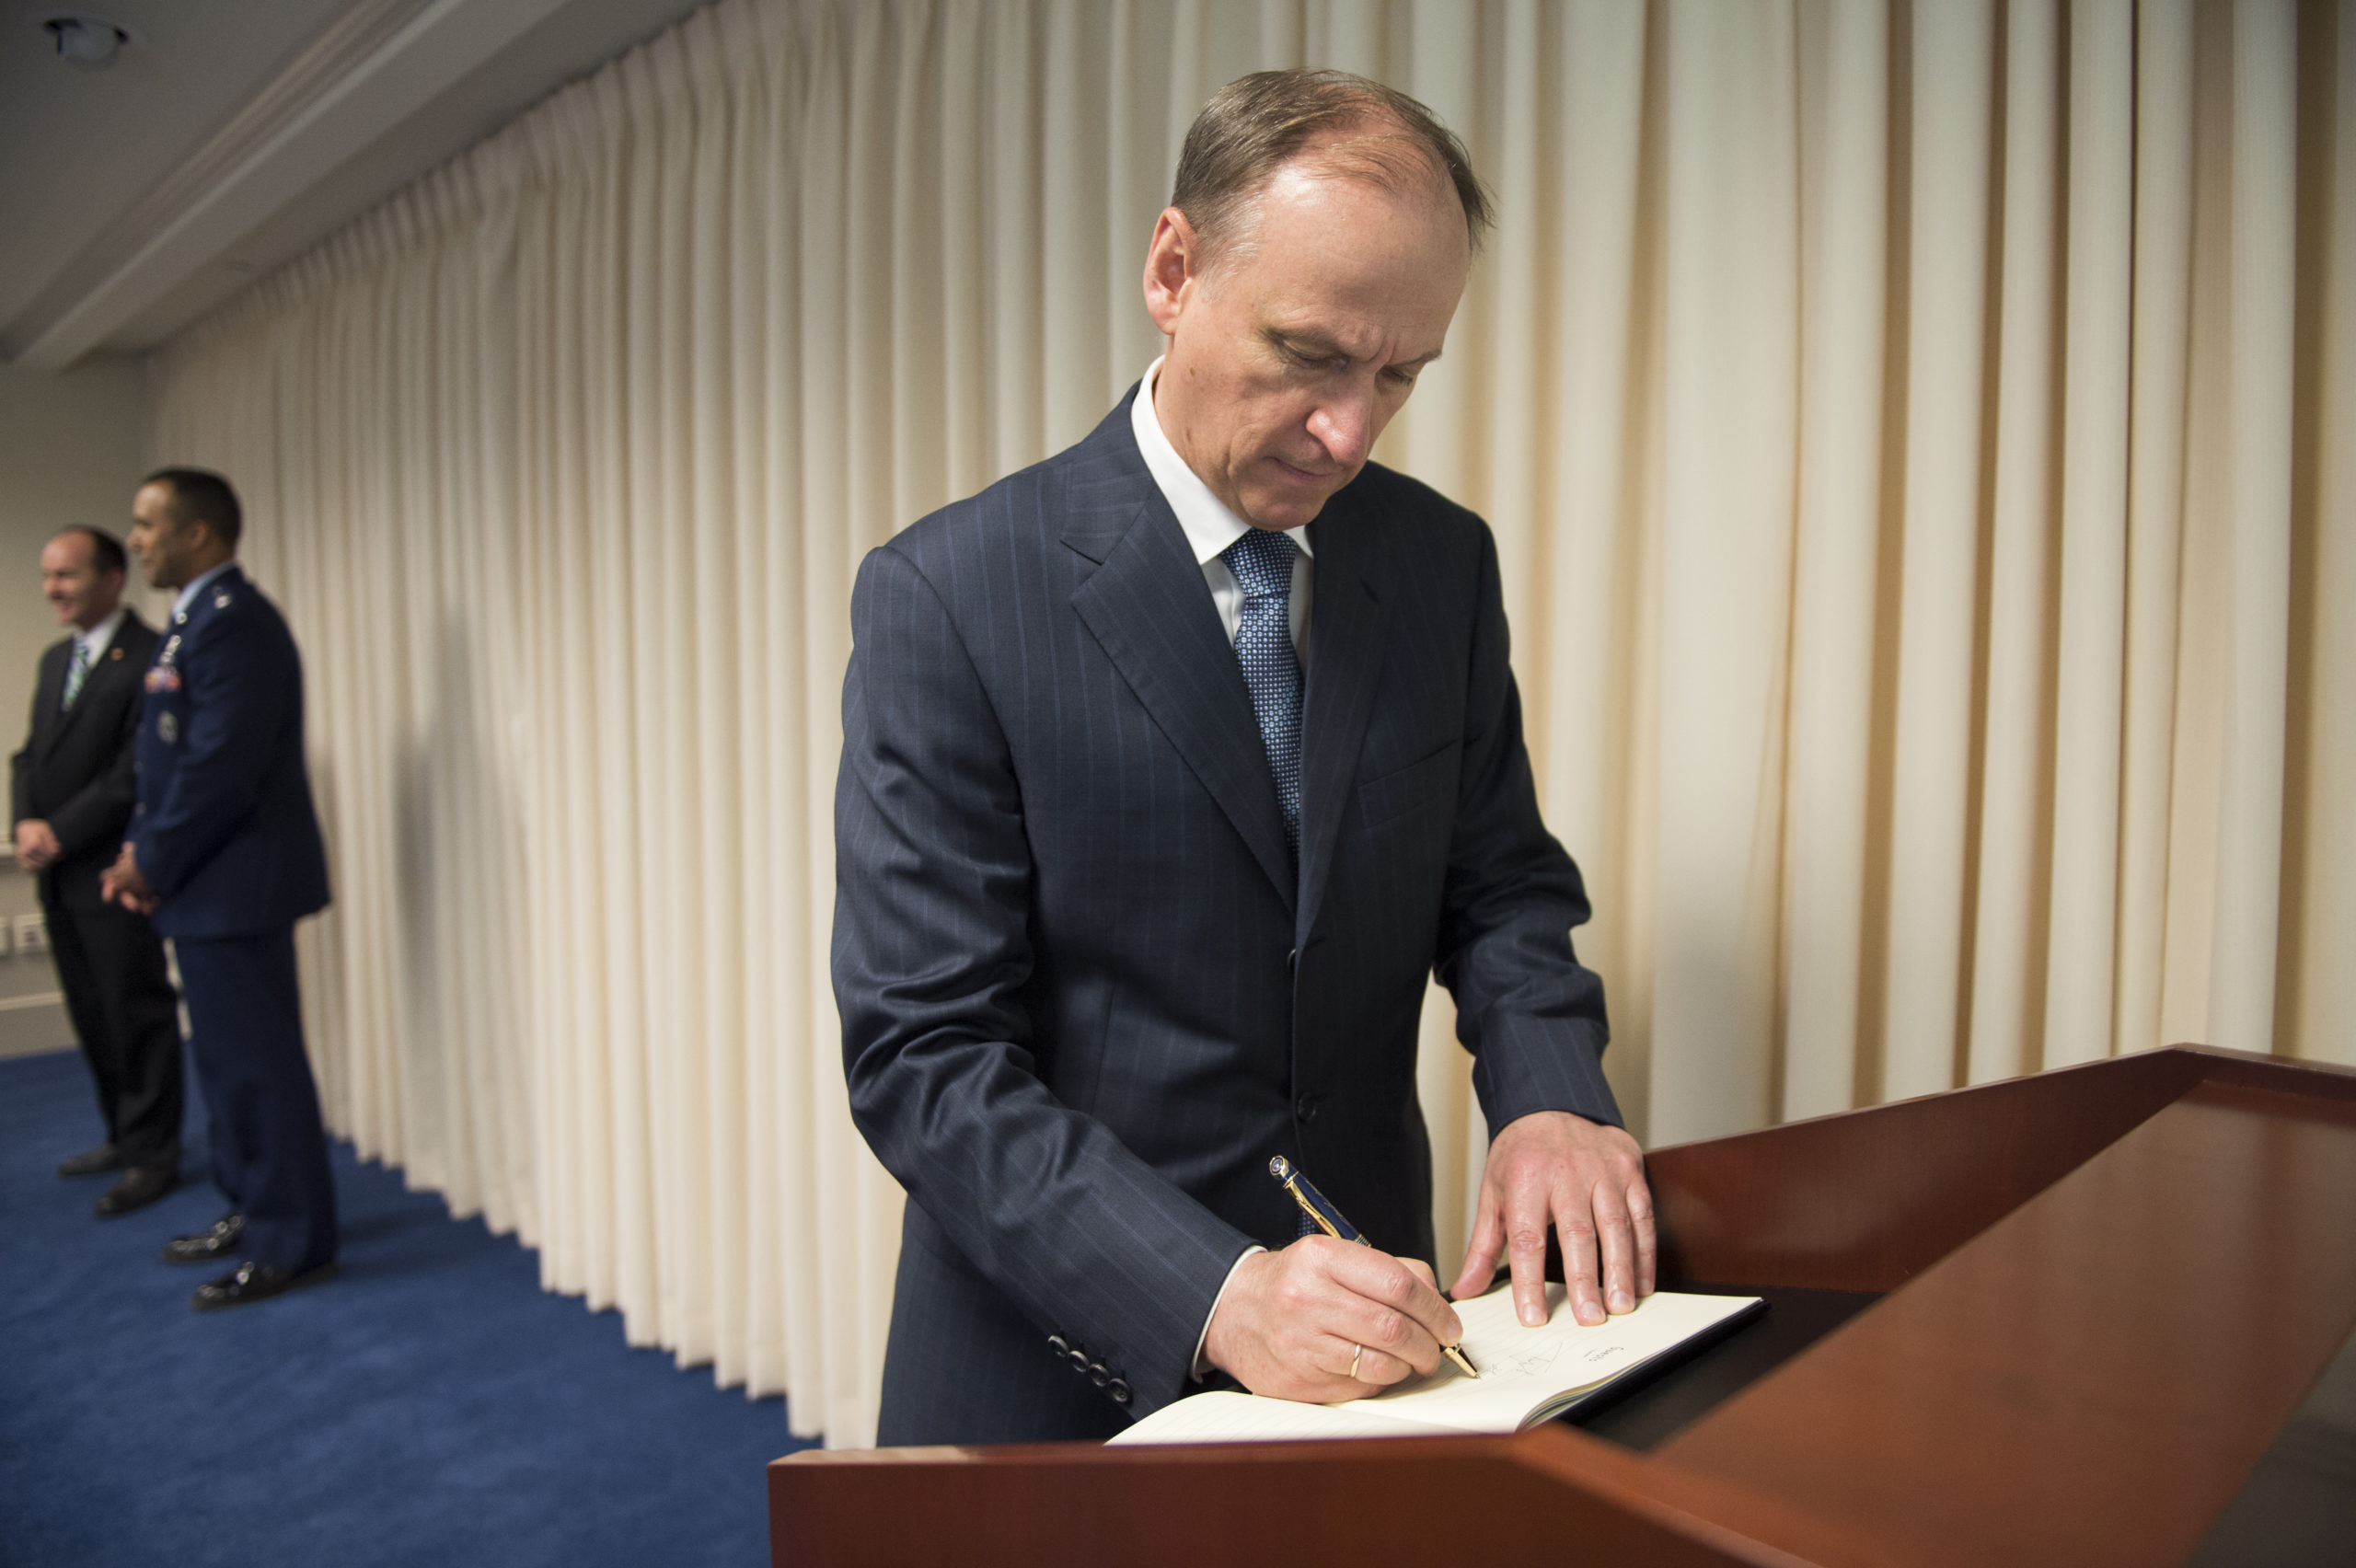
[13,819,59,873]
[1201,1237,1464,1402]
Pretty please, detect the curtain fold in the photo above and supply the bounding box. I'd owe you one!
[146,0,2354,1447]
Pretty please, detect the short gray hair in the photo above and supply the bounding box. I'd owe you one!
[1172,69,1494,263]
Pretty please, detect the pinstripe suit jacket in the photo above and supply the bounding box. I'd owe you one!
[835,390,1620,1444]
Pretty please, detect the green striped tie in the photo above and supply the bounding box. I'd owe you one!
[61,640,90,710]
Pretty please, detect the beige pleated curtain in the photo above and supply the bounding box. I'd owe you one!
[145,0,2355,1448]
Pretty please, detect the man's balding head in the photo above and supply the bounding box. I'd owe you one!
[1171,69,1492,277]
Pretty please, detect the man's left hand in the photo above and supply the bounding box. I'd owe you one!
[100,843,157,915]
[1450,1110,1655,1329]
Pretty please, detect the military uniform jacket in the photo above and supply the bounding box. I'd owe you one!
[130,565,329,940]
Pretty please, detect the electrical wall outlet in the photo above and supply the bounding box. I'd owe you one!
[13,914,47,956]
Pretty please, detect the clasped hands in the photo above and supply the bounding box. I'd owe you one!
[13,819,61,873]
[16,822,156,913]
[1202,1110,1655,1403]
[98,842,158,914]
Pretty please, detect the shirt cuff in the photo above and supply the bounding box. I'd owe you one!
[1191,1244,1267,1380]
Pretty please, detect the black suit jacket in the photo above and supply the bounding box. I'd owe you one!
[10,612,159,907]
[835,392,1620,1437]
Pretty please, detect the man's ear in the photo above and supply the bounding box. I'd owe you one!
[1142,206,1203,337]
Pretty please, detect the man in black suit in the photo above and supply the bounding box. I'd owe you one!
[836,71,1655,1445]
[104,468,339,1311]
[11,525,184,1217]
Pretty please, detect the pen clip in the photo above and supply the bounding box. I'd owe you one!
[1266,1156,1362,1245]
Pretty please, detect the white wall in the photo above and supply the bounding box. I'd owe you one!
[0,355,154,740]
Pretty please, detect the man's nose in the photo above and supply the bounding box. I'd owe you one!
[1306,388,1376,470]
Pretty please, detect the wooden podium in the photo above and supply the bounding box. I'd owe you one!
[770,1046,2356,1566]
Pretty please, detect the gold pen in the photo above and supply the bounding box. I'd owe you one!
[1268,1156,1481,1378]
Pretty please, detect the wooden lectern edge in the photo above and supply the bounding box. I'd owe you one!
[1646,1045,2352,1151]
[1647,1043,2350,1158]
[2155,1040,2356,1077]
[1640,1043,2356,1297]
[771,1424,1873,1568]
[1506,1423,1889,1568]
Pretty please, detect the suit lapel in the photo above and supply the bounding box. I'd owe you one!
[1063,409,1297,909]
[1295,485,1395,947]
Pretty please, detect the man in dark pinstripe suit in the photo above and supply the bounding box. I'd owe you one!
[836,71,1655,1445]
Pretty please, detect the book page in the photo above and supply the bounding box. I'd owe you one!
[1109,1286,1760,1446]
[1106,1390,1461,1446]
[1343,1286,1759,1433]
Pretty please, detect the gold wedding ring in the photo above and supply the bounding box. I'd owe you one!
[1348,1343,1364,1380]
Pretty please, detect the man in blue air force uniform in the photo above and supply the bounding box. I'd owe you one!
[836,72,1657,1445]
[104,467,340,1310]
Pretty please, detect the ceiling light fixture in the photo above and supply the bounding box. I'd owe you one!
[42,15,129,68]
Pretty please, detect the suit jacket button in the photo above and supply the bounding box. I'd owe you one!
[1294,1092,1321,1123]
[1046,1334,1069,1358]
[1107,1378,1132,1405]
[1067,1347,1090,1373]
[1089,1365,1108,1387]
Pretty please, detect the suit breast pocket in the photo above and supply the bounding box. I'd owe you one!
[1355,743,1458,836]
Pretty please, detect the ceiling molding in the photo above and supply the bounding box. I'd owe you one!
[3,0,577,368]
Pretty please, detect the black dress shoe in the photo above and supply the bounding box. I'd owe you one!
[191,1259,339,1311]
[94,1164,177,1217]
[162,1213,246,1264]
[57,1146,122,1178]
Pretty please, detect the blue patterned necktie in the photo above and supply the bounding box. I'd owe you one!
[1221,528,1303,865]
[61,640,90,710]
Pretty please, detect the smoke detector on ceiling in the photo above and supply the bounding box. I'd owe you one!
[43,15,130,67]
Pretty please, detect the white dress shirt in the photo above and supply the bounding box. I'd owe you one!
[1131,356,1314,658]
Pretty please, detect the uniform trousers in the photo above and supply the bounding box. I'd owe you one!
[174,928,338,1271]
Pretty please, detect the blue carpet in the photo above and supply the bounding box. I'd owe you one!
[0,1048,810,1567]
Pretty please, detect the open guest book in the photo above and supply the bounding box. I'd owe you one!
[1108,1285,1764,1445]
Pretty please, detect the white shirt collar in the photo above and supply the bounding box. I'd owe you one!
[75,605,127,659]
[1130,357,1313,566]
[172,560,237,622]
